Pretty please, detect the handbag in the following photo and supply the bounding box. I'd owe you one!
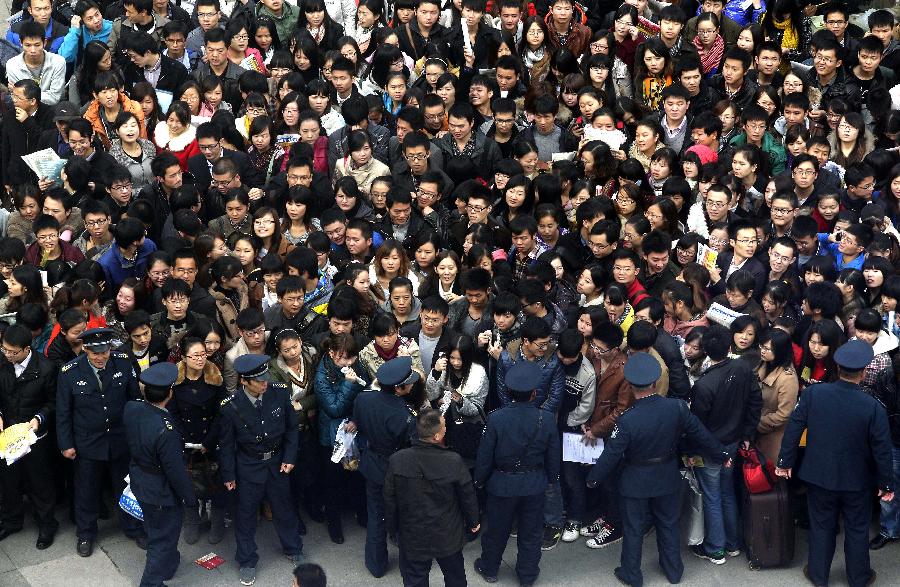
[444,400,487,461]
[739,445,776,494]
[680,466,704,546]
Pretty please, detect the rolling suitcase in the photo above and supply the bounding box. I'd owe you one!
[742,480,794,570]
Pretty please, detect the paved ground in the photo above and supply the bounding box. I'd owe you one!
[1,507,900,586]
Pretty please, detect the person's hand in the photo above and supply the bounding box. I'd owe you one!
[421,205,434,217]
[224,481,236,490]
[612,149,627,161]
[0,415,3,431]
[741,440,751,451]
[280,463,294,474]
[724,458,734,469]
[464,47,475,68]
[708,265,721,284]
[62,448,77,460]
[38,177,55,191]
[435,130,448,139]
[775,467,791,479]
[752,0,762,8]
[879,489,895,502]
[445,293,461,303]
[343,368,358,382]
[477,331,492,347]
[803,2,816,16]
[809,108,825,120]
[29,418,40,431]
[15,107,28,123]
[572,125,584,138]
[71,15,81,29]
[248,187,264,201]
[200,445,208,454]
[434,356,448,372]
[470,524,480,533]
[488,343,502,360]
[537,160,551,171]
[451,390,462,403]
[344,421,357,434]
[629,25,639,40]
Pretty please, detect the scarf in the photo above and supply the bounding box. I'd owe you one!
[772,15,799,50]
[693,34,724,75]
[307,25,324,44]
[641,74,671,111]
[375,340,400,361]
[523,46,546,70]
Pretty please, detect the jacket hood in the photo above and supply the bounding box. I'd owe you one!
[154,121,196,151]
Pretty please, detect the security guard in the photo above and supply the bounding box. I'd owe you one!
[219,354,303,587]
[124,362,198,587]
[473,361,559,587]
[350,356,418,578]
[777,340,894,587]
[56,327,145,557]
[587,353,728,587]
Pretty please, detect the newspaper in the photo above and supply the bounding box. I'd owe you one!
[21,149,65,186]
[583,127,627,151]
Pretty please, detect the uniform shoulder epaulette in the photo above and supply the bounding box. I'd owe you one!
[221,396,233,406]
[61,358,80,373]
[162,416,174,431]
[113,351,130,359]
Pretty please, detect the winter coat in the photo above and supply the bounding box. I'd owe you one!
[0,350,57,439]
[587,348,630,438]
[24,239,86,267]
[6,211,36,245]
[496,340,565,413]
[333,156,391,196]
[83,93,147,150]
[691,357,763,446]
[169,360,226,448]
[314,354,368,447]
[360,337,426,388]
[425,363,489,417]
[756,364,799,463]
[108,138,157,191]
[269,349,318,433]
[153,122,199,171]
[873,366,900,447]
[207,282,249,350]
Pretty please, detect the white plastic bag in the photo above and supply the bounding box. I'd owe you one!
[119,475,144,521]
[680,467,704,546]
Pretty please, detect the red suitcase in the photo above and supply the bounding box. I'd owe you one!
[742,480,795,569]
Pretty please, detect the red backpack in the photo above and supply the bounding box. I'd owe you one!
[739,446,777,494]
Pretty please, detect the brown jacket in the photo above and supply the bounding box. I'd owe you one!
[755,364,799,463]
[587,348,632,438]
[208,281,249,350]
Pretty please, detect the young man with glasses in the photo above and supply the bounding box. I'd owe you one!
[728,104,786,175]
[160,20,190,69]
[99,217,157,290]
[152,248,217,319]
[73,199,115,261]
[1,79,55,191]
[818,221,873,272]
[187,121,259,195]
[122,29,188,94]
[412,172,452,239]
[486,97,518,159]
[709,218,767,300]
[224,308,269,393]
[24,214,86,268]
[101,163,135,224]
[517,279,567,345]
[805,38,861,126]
[448,181,511,255]
[401,296,457,372]
[392,132,453,200]
[185,0,222,65]
[150,278,203,360]
[841,162,877,214]
[767,191,798,241]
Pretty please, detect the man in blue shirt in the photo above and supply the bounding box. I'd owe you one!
[816,222,872,272]
[98,217,157,291]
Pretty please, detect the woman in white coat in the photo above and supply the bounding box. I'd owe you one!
[425,335,488,417]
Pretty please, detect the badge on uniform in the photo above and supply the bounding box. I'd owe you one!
[113,371,123,379]
[76,380,87,386]
[271,407,282,418]
[610,425,619,439]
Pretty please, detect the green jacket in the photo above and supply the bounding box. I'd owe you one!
[729,130,786,176]
[255,3,300,47]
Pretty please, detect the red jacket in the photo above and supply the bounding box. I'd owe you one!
[24,240,85,268]
[625,278,649,307]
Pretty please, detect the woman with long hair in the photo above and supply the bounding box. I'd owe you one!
[369,239,419,301]
[633,38,672,114]
[796,319,844,389]
[693,12,725,78]
[729,314,760,358]
[102,277,147,343]
[628,118,665,173]
[760,0,812,64]
[131,82,165,138]
[576,266,606,307]
[73,41,121,106]
[314,331,368,543]
[333,130,391,196]
[418,250,462,302]
[411,231,441,285]
[0,265,49,315]
[730,144,768,211]
[359,312,425,385]
[225,18,266,71]
[253,206,291,261]
[300,0,345,50]
[108,111,157,192]
[347,0,383,55]
[756,327,799,462]
[247,115,288,185]
[608,5,643,80]
[830,112,873,168]
[251,16,282,66]
[333,176,376,221]
[291,32,322,85]
[493,174,535,231]
[519,16,552,87]
[282,186,319,247]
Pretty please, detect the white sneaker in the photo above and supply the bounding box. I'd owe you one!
[562,521,581,543]
[579,516,605,537]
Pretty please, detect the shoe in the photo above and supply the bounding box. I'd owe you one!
[614,567,634,586]
[36,529,56,550]
[690,544,725,565]
[288,552,305,566]
[562,521,581,543]
[473,558,498,583]
[327,521,344,545]
[541,525,562,551]
[867,570,877,586]
[585,522,623,549]
[870,534,898,550]
[239,566,256,586]
[803,564,826,587]
[0,527,22,542]
[580,516,605,537]
[208,506,226,545]
[183,508,201,545]
[132,534,148,550]
[76,538,93,557]
[726,548,741,557]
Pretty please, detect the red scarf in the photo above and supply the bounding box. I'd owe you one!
[375,341,400,362]
[693,34,724,75]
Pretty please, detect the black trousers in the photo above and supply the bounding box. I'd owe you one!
[73,453,144,540]
[618,493,683,587]
[399,549,467,587]
[0,435,57,532]
[806,483,874,587]
[321,451,366,525]
[479,492,544,584]
[138,502,183,587]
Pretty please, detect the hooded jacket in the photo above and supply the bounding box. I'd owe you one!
[496,340,565,413]
[58,19,114,64]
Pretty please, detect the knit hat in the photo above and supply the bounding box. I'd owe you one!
[685,144,718,166]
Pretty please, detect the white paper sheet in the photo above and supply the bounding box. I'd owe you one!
[562,432,604,465]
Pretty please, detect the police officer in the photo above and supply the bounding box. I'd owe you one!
[124,362,198,587]
[56,327,145,557]
[587,353,728,587]
[473,361,560,587]
[219,354,303,587]
[777,340,894,587]
[350,356,418,578]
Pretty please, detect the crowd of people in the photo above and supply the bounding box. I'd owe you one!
[0,0,899,584]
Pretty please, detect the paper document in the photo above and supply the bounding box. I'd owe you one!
[562,432,604,465]
[21,149,65,186]
[706,302,747,328]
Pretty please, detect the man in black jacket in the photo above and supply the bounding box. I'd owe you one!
[401,296,458,372]
[395,0,463,66]
[1,79,55,191]
[871,355,900,550]
[187,122,262,194]
[634,297,692,401]
[689,325,762,565]
[385,408,479,586]
[122,29,189,94]
[374,188,434,252]
[0,325,59,548]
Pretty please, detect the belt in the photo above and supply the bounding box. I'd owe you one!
[137,463,162,475]
[240,447,281,461]
[496,465,543,474]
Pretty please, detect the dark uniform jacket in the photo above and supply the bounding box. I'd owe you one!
[0,351,57,437]
[124,400,197,507]
[218,382,299,484]
[474,402,560,497]
[352,390,417,484]
[588,394,726,498]
[873,368,900,447]
[778,379,894,493]
[56,352,141,460]
[384,441,479,560]
[169,361,226,449]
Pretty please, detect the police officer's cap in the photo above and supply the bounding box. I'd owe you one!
[376,356,420,387]
[833,340,874,371]
[505,361,543,393]
[78,328,117,352]
[234,354,271,381]
[623,352,662,387]
[139,362,178,388]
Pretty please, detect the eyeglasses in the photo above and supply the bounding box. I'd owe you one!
[745,123,766,132]
[771,207,795,216]
[417,189,438,199]
[246,107,266,115]
[589,342,612,354]
[149,269,170,279]
[244,326,265,336]
[735,238,758,245]
[166,298,188,307]
[405,153,428,161]
[165,37,185,44]
[530,340,550,350]
[825,19,846,25]
[197,11,218,17]
[794,168,816,176]
[253,219,276,226]
[770,252,793,263]
[0,346,23,356]
[85,218,108,228]
[466,204,488,212]
[233,34,249,40]
[173,267,198,275]
[110,183,132,192]
[706,201,728,209]
[211,177,235,188]
[198,142,220,151]
[36,234,58,242]
[186,353,207,360]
